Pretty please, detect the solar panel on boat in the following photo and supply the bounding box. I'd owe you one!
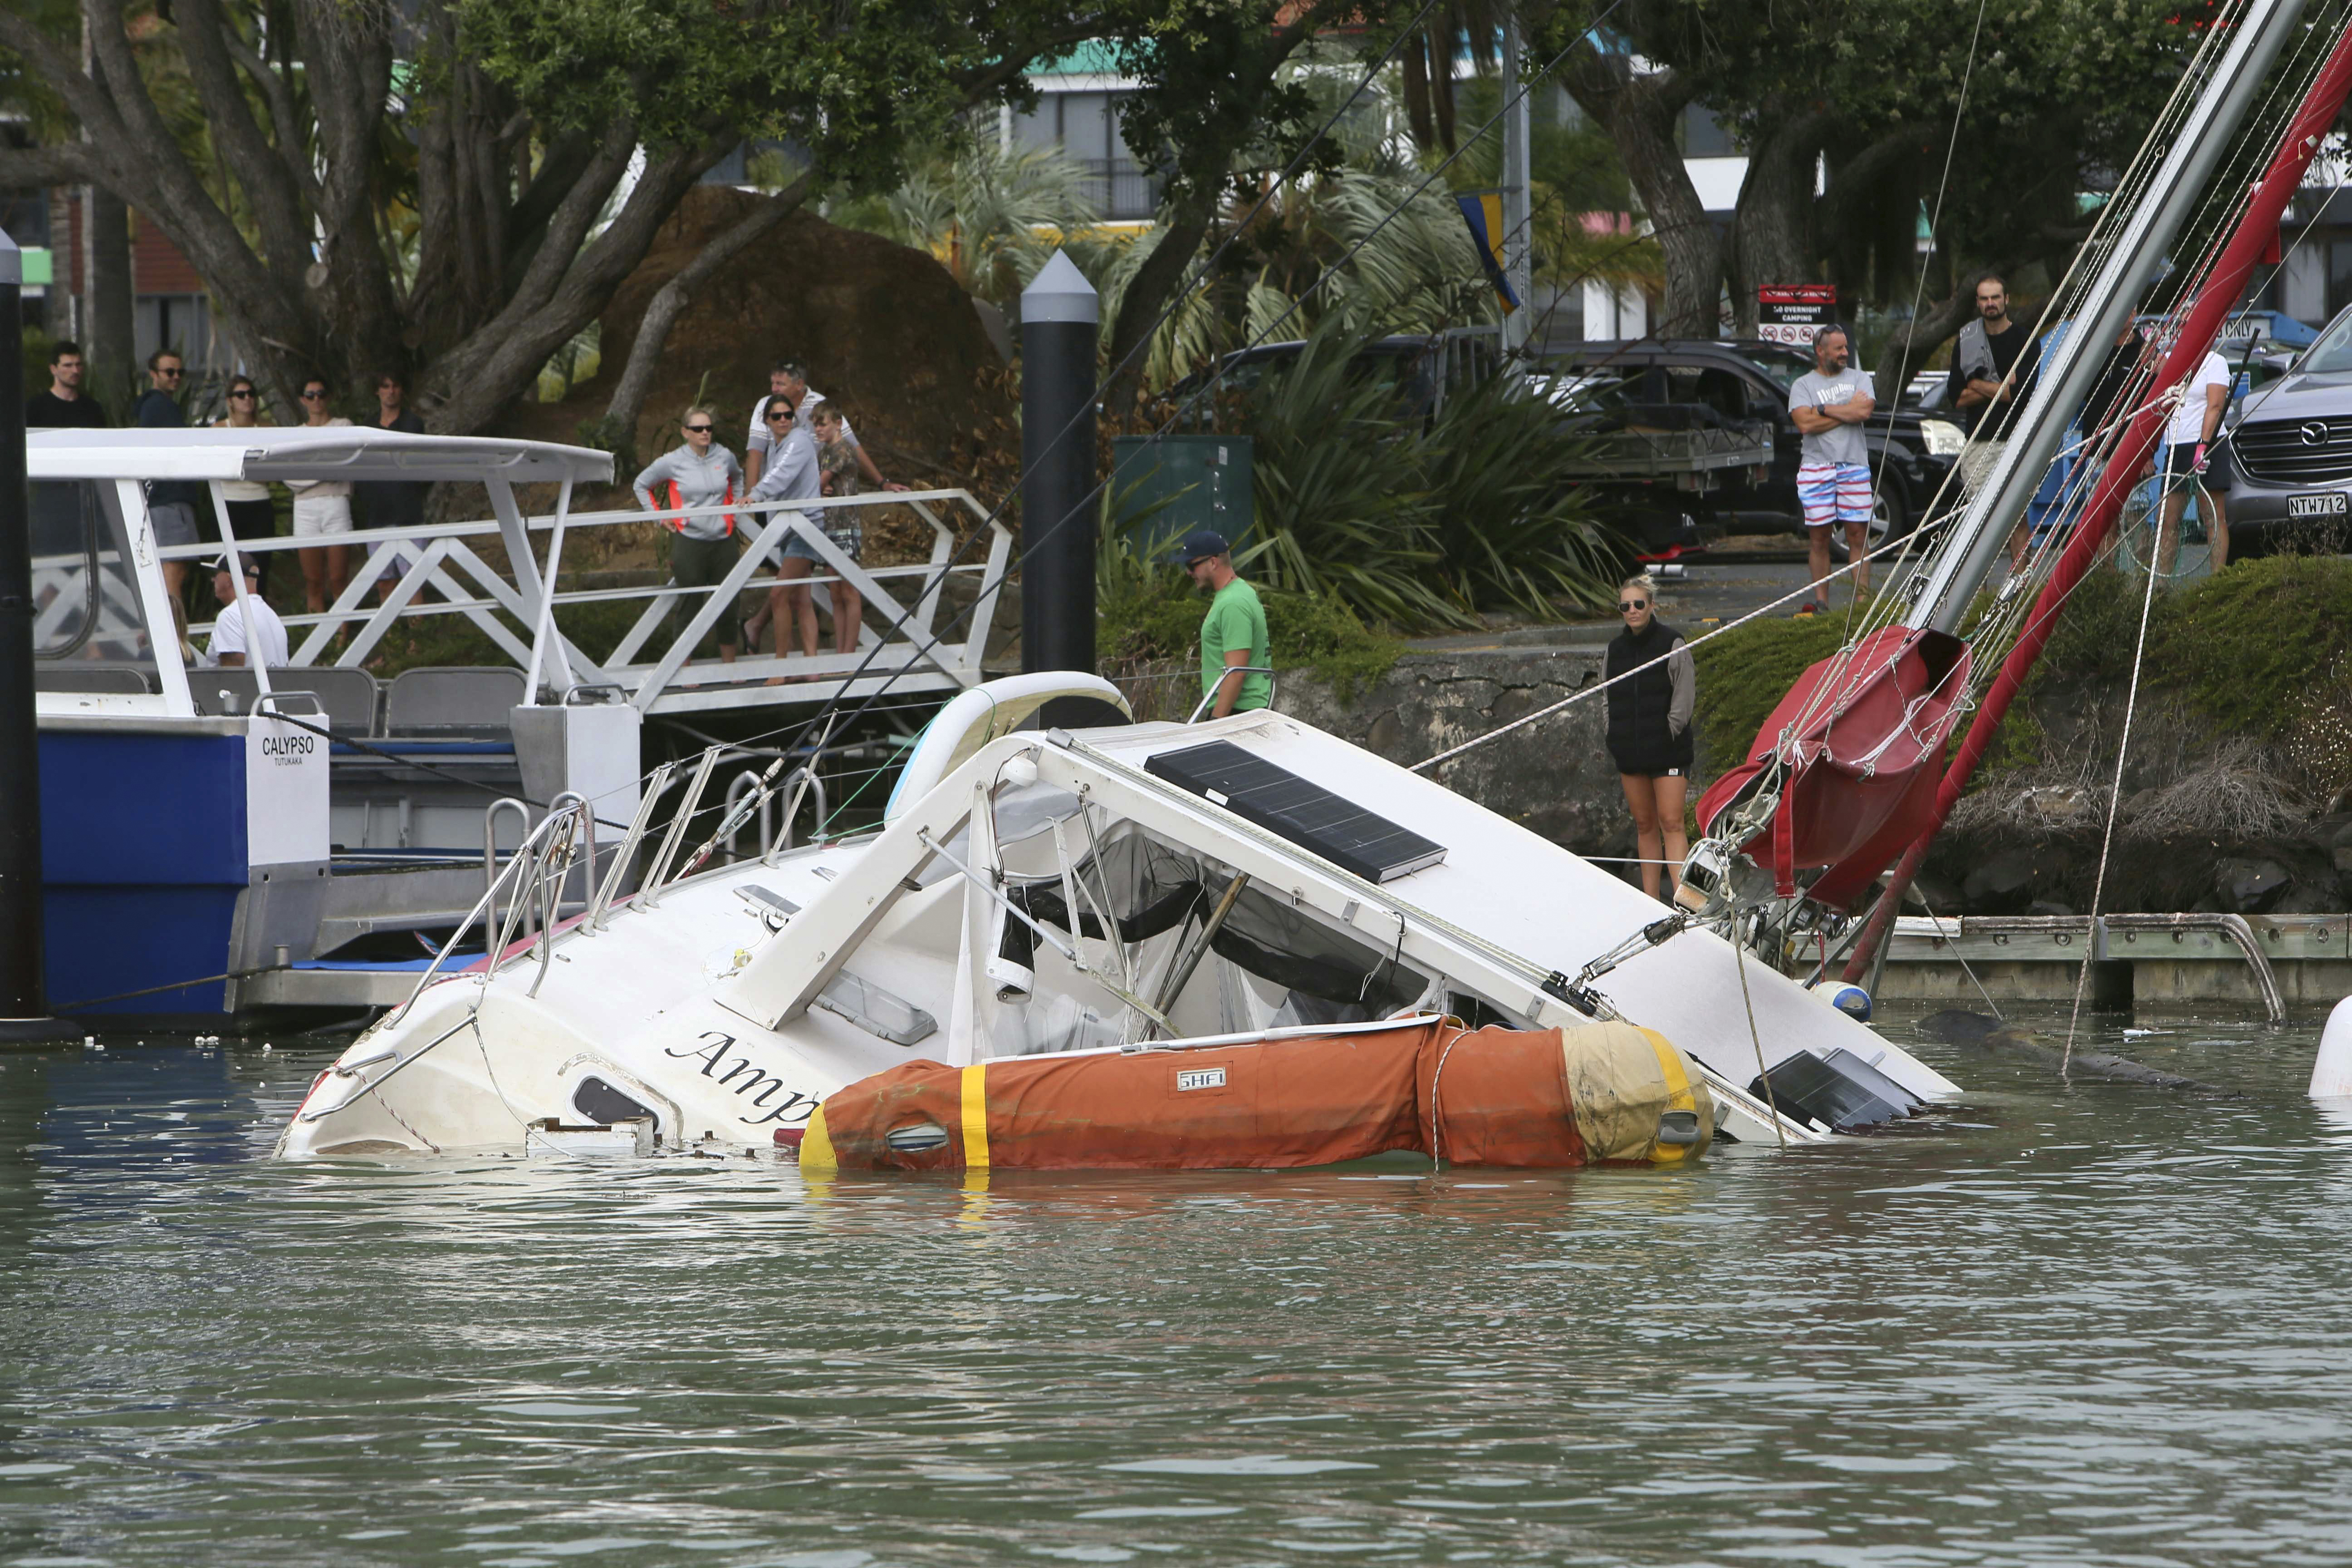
[1144,740,1446,883]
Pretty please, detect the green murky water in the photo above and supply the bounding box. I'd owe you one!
[1,1004,2347,1566]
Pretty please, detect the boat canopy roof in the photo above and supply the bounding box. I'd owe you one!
[26,426,614,486]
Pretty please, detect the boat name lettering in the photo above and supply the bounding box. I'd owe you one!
[261,733,316,758]
[1176,1067,1226,1091]
[665,1031,816,1125]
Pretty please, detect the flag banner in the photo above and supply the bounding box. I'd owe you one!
[1455,192,1519,313]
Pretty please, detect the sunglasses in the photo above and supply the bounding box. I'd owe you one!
[300,388,328,400]
[157,367,184,378]
[1619,598,1648,611]
[683,423,714,433]
[765,411,795,423]
[228,389,255,400]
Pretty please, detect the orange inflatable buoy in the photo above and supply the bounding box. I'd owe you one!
[799,1019,1711,1173]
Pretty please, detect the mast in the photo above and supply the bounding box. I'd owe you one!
[1844,10,2352,983]
[1905,0,2305,633]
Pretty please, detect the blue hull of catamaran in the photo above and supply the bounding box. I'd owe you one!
[37,718,331,1020]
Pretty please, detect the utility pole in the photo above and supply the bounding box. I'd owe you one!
[1499,6,1534,362]
[1018,250,1099,696]
[0,228,75,1045]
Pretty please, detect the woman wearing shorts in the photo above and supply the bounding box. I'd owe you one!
[285,375,353,613]
[1603,573,1696,903]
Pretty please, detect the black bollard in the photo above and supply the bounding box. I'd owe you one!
[1019,250,1098,701]
[0,229,73,1044]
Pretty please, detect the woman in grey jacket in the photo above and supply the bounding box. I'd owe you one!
[632,406,746,665]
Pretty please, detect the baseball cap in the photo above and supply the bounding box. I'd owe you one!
[204,554,260,575]
[1172,529,1229,564]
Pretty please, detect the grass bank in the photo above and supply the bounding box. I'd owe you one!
[1690,555,2352,807]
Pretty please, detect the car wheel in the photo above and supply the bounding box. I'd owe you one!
[1830,480,1909,563]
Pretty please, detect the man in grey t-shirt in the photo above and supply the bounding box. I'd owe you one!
[1787,324,1877,612]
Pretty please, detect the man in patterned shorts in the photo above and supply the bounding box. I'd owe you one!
[1787,323,1876,615]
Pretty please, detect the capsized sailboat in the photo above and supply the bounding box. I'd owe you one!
[279,673,1955,1159]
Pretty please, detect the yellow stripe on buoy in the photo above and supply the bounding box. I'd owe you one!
[799,1106,837,1171]
[960,1063,991,1171]
[1638,1028,1698,1165]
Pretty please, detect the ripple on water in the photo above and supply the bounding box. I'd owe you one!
[0,1008,2349,1565]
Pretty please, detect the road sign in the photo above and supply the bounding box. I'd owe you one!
[1758,284,1839,346]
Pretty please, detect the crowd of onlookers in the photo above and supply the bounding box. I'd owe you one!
[26,344,910,678]
[629,358,907,679]
[28,341,430,669]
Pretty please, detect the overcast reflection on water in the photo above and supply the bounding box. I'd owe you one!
[1,1004,2349,1567]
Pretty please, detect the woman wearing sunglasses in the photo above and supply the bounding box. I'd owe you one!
[1602,573,1696,902]
[210,376,278,593]
[631,406,746,665]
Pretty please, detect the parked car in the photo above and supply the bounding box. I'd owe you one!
[1175,330,1501,424]
[2218,301,2352,555]
[1544,339,1967,555]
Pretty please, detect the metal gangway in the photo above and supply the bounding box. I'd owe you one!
[28,426,1012,717]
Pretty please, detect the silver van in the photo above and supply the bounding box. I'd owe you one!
[2225,304,2352,554]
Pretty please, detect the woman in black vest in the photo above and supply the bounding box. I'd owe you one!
[1603,573,1696,901]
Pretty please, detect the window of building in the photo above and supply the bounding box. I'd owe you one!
[1011,90,1160,220]
[1682,105,1738,159]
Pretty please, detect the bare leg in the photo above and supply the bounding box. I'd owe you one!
[2207,487,2228,571]
[1654,774,1690,897]
[1848,517,1872,596]
[300,547,328,615]
[830,581,862,655]
[1620,773,1663,900]
[325,543,351,607]
[1807,524,1833,607]
[2156,488,2185,578]
[2008,519,2028,573]
[793,577,820,659]
[769,557,818,677]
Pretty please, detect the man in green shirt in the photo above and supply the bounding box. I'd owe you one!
[1178,529,1270,717]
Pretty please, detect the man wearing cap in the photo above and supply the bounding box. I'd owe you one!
[200,555,289,670]
[1179,530,1269,718]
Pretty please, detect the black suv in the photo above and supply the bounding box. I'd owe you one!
[1542,339,1967,549]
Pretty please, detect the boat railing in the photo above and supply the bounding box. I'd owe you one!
[1185,666,1278,724]
[387,797,595,1025]
[39,485,1012,717]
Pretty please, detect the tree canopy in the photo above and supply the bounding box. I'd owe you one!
[1536,0,2228,355]
[0,0,1123,432]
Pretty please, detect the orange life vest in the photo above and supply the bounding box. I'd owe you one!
[661,477,738,538]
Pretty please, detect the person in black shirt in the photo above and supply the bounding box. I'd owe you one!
[27,341,107,564]
[133,349,206,612]
[353,371,428,603]
[1946,275,2040,440]
[1603,573,1697,904]
[28,340,108,431]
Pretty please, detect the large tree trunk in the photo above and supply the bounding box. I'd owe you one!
[1871,270,1989,404]
[1096,12,1317,411]
[1102,196,1216,416]
[1564,53,1719,338]
[593,172,815,459]
[1727,109,1829,334]
[81,184,133,415]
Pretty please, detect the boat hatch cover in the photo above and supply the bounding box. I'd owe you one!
[1145,740,1447,883]
[1749,1047,1922,1133]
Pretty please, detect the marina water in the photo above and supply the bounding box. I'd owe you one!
[2,1004,2347,1565]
